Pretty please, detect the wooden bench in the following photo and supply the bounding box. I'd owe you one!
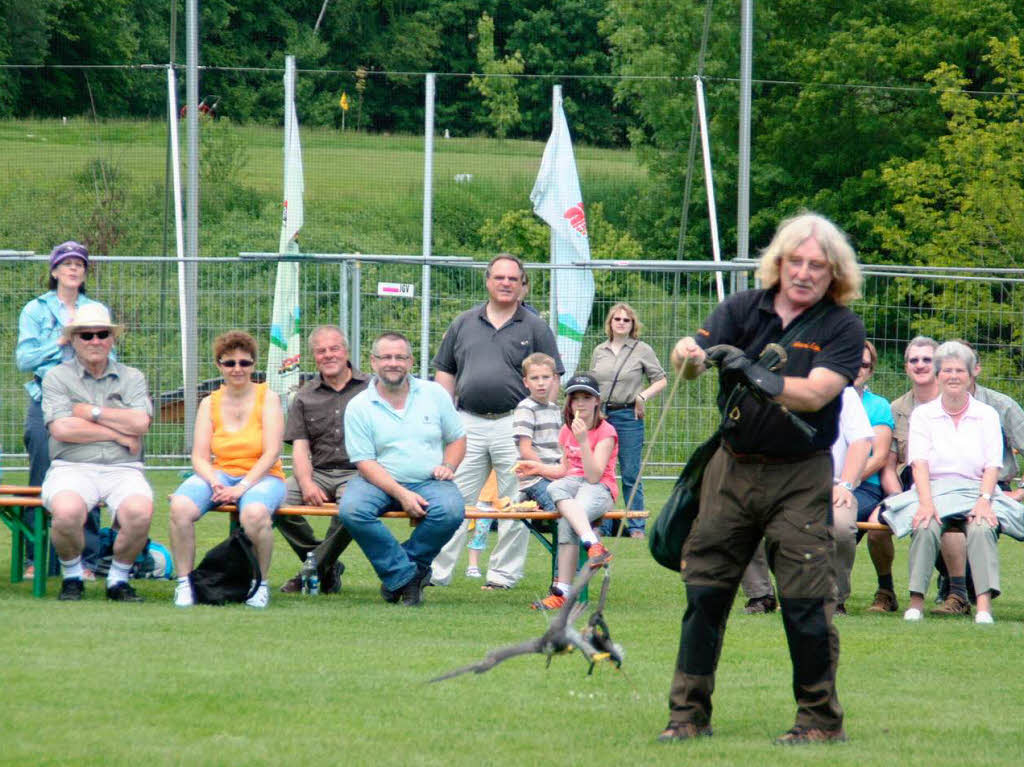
[2,484,890,598]
[0,485,49,598]
[211,504,651,584]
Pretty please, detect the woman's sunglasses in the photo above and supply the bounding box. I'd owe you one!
[218,359,254,368]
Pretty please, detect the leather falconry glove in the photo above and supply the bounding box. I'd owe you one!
[705,344,785,400]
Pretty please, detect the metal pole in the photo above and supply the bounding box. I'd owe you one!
[351,260,362,367]
[339,261,350,342]
[420,73,435,379]
[548,85,561,341]
[183,0,200,449]
[695,77,725,302]
[737,0,753,263]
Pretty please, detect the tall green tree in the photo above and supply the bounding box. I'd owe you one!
[470,12,524,139]
[873,37,1024,359]
[604,0,1024,259]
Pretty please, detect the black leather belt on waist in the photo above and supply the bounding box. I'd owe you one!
[463,409,513,420]
[723,443,829,465]
[604,403,633,411]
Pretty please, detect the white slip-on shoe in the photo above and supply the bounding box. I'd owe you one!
[245,583,270,609]
[903,607,923,622]
[174,580,194,607]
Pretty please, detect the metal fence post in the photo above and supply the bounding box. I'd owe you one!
[351,260,362,367]
[339,261,350,342]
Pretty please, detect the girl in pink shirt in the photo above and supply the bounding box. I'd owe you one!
[515,373,618,610]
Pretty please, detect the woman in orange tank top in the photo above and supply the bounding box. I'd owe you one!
[168,331,285,608]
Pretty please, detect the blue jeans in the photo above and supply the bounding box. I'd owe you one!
[339,476,464,592]
[24,396,102,569]
[601,408,646,534]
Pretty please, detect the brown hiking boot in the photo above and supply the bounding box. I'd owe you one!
[867,588,898,613]
[930,592,971,617]
[773,726,847,745]
[657,721,713,742]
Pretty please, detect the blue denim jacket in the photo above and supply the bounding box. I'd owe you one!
[16,291,109,402]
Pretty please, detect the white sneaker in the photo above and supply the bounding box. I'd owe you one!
[903,607,923,621]
[465,566,482,578]
[245,583,270,609]
[975,611,994,625]
[174,580,194,607]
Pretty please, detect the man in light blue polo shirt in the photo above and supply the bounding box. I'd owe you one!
[342,332,466,606]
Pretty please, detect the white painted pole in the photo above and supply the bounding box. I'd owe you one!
[695,76,725,302]
[167,68,188,429]
[548,85,561,338]
[420,73,435,379]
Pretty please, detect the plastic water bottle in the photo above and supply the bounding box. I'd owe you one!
[301,552,319,596]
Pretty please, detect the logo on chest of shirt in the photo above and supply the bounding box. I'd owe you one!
[791,341,822,353]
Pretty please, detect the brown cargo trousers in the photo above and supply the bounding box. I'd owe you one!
[667,446,843,731]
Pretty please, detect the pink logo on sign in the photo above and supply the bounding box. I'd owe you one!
[564,203,587,235]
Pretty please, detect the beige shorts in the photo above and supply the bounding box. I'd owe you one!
[42,460,152,521]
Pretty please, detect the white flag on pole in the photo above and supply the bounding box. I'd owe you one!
[268,55,304,402]
[530,87,594,380]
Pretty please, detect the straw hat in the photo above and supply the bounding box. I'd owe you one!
[62,304,123,340]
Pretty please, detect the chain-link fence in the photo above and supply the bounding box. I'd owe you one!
[4,255,1023,476]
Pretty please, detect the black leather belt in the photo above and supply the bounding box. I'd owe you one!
[605,403,633,411]
[463,409,513,420]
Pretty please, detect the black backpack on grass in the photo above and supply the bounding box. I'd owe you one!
[190,528,261,605]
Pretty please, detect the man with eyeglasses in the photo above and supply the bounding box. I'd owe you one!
[40,304,154,602]
[340,332,466,606]
[429,254,564,591]
[275,325,369,595]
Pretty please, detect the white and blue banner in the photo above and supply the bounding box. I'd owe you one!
[530,87,594,380]
[268,55,304,402]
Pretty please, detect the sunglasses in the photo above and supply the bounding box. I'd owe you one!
[612,317,633,323]
[907,357,933,365]
[219,359,254,368]
[76,330,111,341]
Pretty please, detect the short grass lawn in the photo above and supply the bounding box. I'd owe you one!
[2,472,1023,766]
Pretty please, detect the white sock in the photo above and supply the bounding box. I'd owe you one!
[581,531,599,546]
[553,581,571,595]
[60,556,84,581]
[177,576,190,585]
[107,559,133,586]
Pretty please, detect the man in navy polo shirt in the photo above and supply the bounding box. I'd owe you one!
[429,254,563,590]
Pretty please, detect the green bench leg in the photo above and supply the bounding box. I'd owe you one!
[9,511,23,584]
[33,507,49,598]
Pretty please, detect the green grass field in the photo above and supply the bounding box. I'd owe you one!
[3,472,1024,766]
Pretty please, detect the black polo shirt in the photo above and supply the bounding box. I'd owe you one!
[433,302,564,414]
[283,366,370,470]
[695,288,864,457]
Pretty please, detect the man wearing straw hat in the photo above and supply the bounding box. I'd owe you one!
[41,304,154,602]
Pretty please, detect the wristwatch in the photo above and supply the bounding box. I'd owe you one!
[90,406,101,422]
[442,461,457,472]
[834,480,854,492]
[980,492,993,501]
